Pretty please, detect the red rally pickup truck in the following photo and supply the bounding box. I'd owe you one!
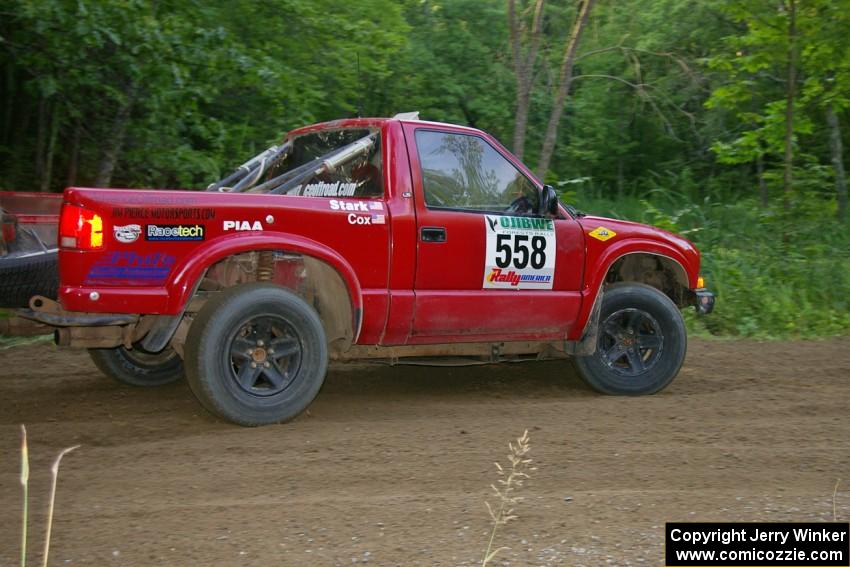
[14,114,714,426]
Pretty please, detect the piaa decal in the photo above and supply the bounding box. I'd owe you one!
[223,220,263,231]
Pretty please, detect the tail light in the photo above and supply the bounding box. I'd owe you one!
[59,204,104,249]
[1,217,15,243]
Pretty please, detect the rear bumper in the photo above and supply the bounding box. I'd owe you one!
[17,295,138,327]
[694,288,715,315]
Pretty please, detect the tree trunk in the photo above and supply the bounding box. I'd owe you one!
[66,119,82,187]
[536,0,595,178]
[756,154,768,208]
[617,158,624,199]
[35,96,48,191]
[826,103,848,223]
[40,103,60,192]
[3,64,14,146]
[782,0,796,216]
[94,85,136,188]
[508,0,545,160]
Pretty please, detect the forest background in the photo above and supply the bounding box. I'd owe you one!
[1,0,848,337]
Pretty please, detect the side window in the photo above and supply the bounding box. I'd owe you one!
[261,128,383,198]
[415,130,539,215]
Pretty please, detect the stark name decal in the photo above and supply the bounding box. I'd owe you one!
[483,215,556,289]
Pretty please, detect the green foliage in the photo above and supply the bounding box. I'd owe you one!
[1,0,848,337]
[573,188,850,338]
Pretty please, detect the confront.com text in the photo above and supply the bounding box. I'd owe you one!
[666,523,850,566]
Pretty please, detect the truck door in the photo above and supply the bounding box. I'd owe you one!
[402,124,585,343]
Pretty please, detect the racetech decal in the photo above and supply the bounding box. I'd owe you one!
[145,224,205,241]
[483,215,556,289]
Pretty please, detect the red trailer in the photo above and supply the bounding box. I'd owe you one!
[0,191,62,307]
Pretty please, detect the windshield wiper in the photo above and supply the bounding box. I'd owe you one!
[565,204,586,218]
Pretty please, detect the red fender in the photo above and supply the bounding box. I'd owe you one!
[167,231,364,339]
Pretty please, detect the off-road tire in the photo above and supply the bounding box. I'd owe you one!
[0,250,59,308]
[574,283,686,395]
[89,346,185,386]
[184,283,328,426]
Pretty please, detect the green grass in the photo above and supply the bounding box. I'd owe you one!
[0,335,53,350]
[572,189,850,339]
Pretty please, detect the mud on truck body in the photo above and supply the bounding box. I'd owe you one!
[4,115,715,426]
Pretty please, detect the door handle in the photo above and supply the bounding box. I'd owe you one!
[420,226,447,243]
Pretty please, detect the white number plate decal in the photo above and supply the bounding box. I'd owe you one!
[483,215,556,289]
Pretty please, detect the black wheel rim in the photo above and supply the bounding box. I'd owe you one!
[227,315,303,397]
[597,308,664,377]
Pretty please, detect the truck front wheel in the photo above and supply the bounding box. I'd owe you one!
[184,283,328,426]
[88,346,184,387]
[574,283,686,395]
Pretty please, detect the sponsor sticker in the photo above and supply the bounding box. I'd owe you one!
[347,213,372,225]
[329,199,368,212]
[145,224,205,241]
[303,181,357,197]
[223,220,263,231]
[111,207,216,220]
[85,252,175,284]
[113,224,141,244]
[483,215,556,290]
[588,226,616,241]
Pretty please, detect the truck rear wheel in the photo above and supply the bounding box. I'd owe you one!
[574,283,686,395]
[89,346,184,386]
[184,283,328,426]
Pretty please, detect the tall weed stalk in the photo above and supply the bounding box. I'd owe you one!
[18,425,79,567]
[481,430,535,567]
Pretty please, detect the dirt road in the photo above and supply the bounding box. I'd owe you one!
[1,338,849,566]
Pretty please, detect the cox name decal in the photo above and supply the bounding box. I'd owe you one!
[347,213,385,225]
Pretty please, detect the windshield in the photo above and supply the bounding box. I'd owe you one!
[207,128,383,198]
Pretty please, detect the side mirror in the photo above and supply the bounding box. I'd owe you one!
[539,184,559,217]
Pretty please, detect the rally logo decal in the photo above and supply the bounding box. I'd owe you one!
[588,226,616,242]
[483,215,556,290]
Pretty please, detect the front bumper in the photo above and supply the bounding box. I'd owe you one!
[694,288,715,315]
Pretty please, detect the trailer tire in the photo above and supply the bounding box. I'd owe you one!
[89,346,185,386]
[184,283,328,426]
[0,250,59,308]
